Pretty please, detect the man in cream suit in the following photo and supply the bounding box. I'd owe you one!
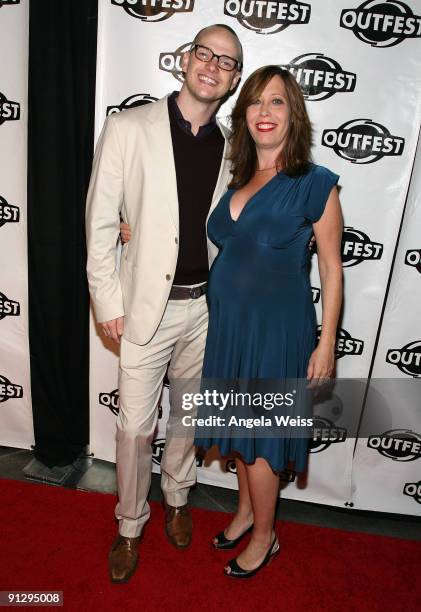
[86,24,242,583]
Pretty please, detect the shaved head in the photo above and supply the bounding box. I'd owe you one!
[193,24,243,69]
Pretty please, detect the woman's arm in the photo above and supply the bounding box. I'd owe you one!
[307,186,343,384]
[120,222,132,244]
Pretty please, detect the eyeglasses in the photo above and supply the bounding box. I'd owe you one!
[191,44,241,72]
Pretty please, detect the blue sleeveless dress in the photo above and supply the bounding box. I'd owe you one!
[195,163,339,472]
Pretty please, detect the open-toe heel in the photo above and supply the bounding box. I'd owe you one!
[223,536,280,578]
[212,523,253,550]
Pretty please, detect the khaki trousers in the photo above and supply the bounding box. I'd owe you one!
[115,292,208,538]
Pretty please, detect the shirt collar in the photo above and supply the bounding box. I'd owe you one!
[168,91,218,138]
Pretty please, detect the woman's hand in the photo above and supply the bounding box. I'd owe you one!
[306,342,335,387]
[120,222,132,244]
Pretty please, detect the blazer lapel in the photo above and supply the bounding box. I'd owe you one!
[145,96,179,232]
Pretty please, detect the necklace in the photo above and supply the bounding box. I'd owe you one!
[256,165,277,171]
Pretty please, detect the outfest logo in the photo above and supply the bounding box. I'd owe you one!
[317,326,364,359]
[403,480,421,504]
[368,429,421,461]
[106,93,158,116]
[226,458,237,474]
[99,389,119,416]
[111,0,194,22]
[322,119,404,164]
[281,53,356,101]
[0,196,20,228]
[0,0,20,7]
[224,0,311,35]
[152,438,166,465]
[0,292,20,320]
[386,341,421,377]
[310,416,347,453]
[340,0,421,48]
[159,42,192,82]
[342,227,383,267]
[0,91,20,126]
[311,287,320,304]
[405,249,421,273]
[99,386,164,418]
[0,374,23,403]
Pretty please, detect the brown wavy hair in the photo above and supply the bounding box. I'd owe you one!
[228,65,312,189]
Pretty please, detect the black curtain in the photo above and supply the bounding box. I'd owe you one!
[28,1,98,466]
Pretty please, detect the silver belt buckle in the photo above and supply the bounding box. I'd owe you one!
[190,286,201,299]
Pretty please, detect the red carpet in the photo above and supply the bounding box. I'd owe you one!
[1,479,419,612]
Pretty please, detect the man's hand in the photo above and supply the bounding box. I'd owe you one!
[309,235,316,250]
[101,316,124,344]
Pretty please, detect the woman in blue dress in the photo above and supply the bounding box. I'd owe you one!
[195,65,343,578]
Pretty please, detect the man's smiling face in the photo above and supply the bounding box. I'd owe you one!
[181,26,241,105]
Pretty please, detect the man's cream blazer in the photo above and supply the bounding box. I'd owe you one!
[86,96,232,346]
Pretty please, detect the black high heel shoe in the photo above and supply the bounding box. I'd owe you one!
[212,524,254,550]
[223,536,280,578]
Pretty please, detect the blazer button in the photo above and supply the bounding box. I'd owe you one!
[166,274,171,281]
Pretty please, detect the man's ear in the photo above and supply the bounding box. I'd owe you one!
[181,51,191,74]
[230,71,242,91]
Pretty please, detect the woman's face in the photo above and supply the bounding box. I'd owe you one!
[245,75,290,155]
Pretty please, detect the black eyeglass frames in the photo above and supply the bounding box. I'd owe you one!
[191,44,241,72]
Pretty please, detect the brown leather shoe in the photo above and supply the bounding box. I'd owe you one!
[164,503,192,549]
[109,534,140,583]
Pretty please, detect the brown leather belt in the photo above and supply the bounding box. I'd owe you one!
[169,283,207,300]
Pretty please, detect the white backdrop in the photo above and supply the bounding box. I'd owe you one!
[0,0,32,449]
[90,0,421,515]
[351,128,421,514]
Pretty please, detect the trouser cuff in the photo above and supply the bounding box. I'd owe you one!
[164,490,189,508]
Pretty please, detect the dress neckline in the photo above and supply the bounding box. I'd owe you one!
[229,171,284,224]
